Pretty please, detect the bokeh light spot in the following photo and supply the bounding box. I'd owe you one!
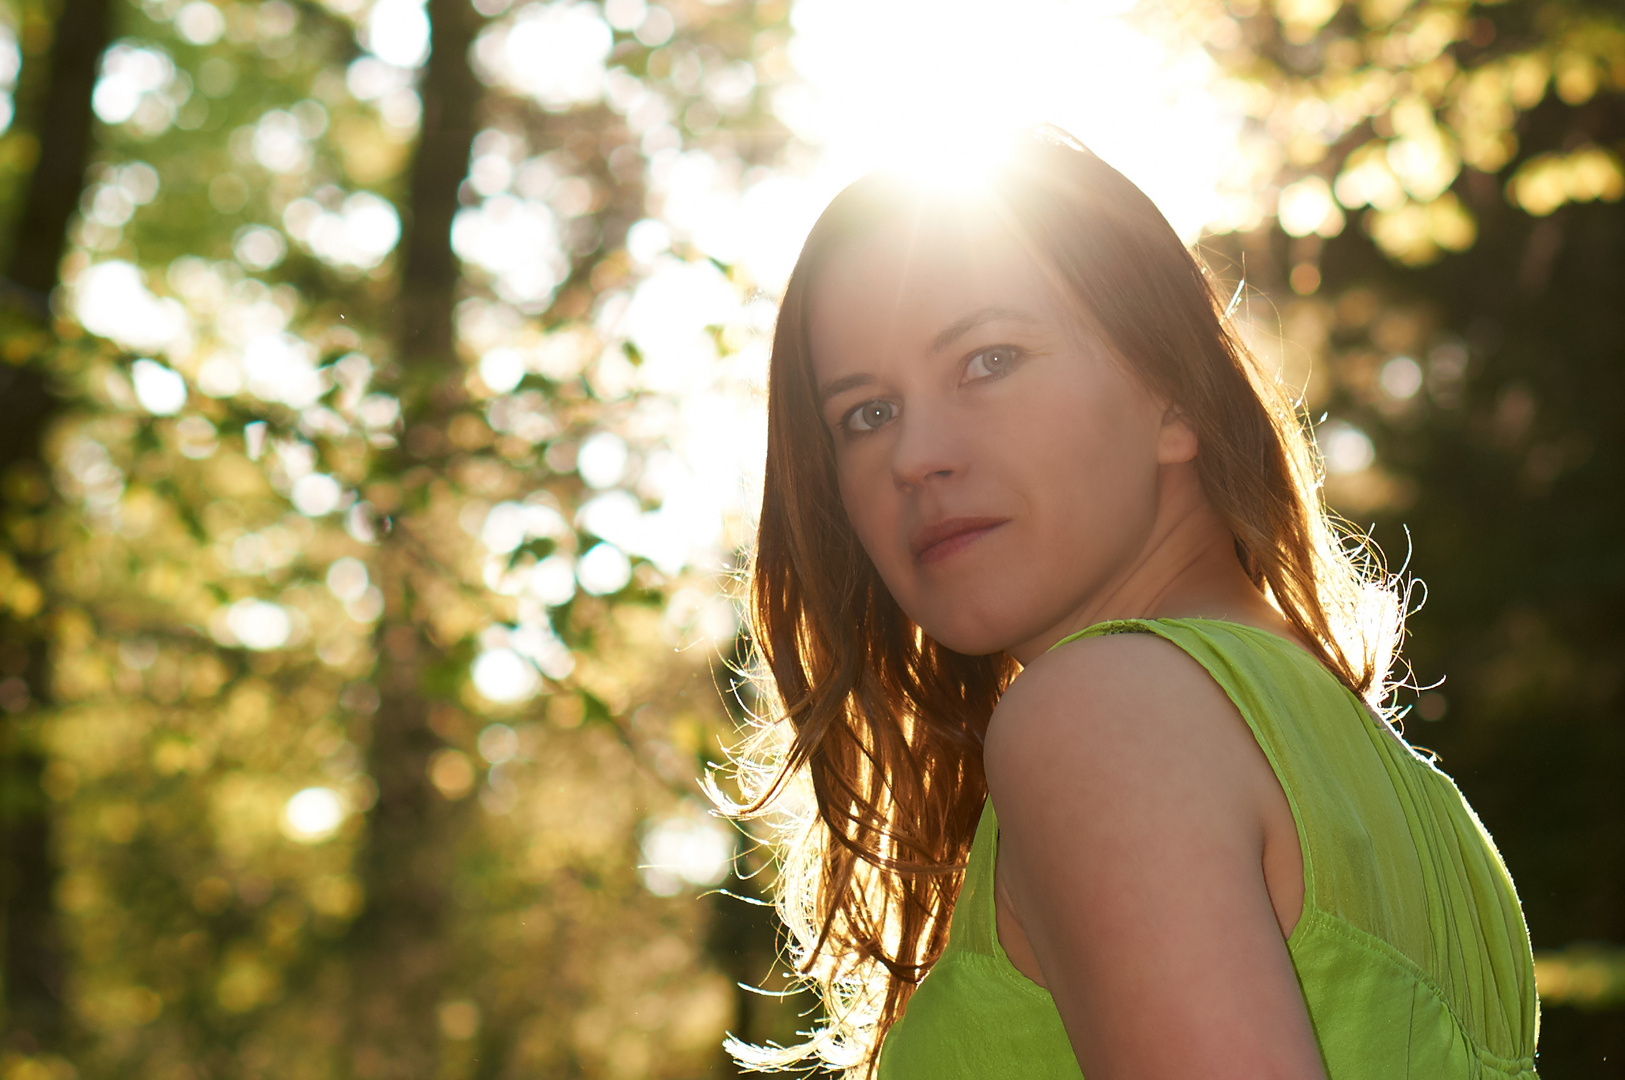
[576,542,631,595]
[74,261,191,355]
[1380,356,1424,400]
[439,1000,481,1040]
[639,810,733,896]
[1278,175,1346,238]
[477,723,519,764]
[474,2,613,109]
[223,599,293,650]
[429,749,476,799]
[175,1,225,44]
[131,359,188,415]
[471,648,540,703]
[365,0,431,68]
[577,431,628,489]
[526,554,576,606]
[478,346,526,393]
[1319,420,1376,475]
[93,42,176,127]
[291,474,344,517]
[233,225,287,271]
[326,557,370,602]
[283,787,345,842]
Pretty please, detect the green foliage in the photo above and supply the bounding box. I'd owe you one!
[2,0,807,1073]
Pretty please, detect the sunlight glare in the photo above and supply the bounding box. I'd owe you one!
[719,0,1247,293]
[877,125,1023,198]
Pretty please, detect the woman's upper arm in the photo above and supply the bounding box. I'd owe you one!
[982,634,1327,1080]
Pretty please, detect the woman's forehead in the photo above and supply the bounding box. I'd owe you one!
[826,212,1044,291]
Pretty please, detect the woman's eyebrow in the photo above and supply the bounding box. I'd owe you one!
[818,372,877,406]
[931,305,1041,352]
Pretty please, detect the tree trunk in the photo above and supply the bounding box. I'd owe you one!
[5,0,114,302]
[0,0,115,1049]
[0,368,64,1054]
[394,0,485,368]
[347,0,484,1073]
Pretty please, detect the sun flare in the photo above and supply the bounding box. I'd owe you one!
[776,0,1253,252]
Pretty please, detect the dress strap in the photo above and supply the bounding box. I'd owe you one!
[947,798,1002,959]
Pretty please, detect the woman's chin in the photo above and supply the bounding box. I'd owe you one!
[919,617,1023,659]
[902,581,1068,658]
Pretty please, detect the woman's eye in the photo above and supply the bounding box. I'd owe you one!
[964,346,1022,381]
[843,399,898,432]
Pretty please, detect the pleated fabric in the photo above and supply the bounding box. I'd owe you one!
[878,618,1540,1079]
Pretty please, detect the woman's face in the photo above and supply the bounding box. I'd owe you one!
[807,214,1196,662]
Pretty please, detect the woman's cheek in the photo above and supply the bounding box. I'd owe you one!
[838,468,896,564]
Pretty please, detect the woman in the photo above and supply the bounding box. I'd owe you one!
[720,127,1540,1078]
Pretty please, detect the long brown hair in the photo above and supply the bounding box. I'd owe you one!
[713,127,1402,1075]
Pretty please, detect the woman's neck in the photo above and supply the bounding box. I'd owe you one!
[1007,470,1284,664]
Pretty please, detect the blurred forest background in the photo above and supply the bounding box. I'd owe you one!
[0,0,1619,1075]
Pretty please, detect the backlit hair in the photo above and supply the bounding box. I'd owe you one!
[712,127,1403,1076]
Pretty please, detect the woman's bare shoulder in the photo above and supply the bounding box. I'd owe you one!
[982,629,1273,873]
[985,630,1241,786]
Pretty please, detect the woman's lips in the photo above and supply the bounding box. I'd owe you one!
[910,516,1008,565]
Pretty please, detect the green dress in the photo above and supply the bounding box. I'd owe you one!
[877,618,1540,1079]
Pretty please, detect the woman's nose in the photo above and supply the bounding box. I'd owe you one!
[890,405,963,490]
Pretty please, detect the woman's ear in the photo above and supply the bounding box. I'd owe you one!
[1156,405,1199,465]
